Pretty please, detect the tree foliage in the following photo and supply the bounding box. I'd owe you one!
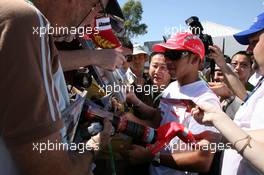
[122,0,147,40]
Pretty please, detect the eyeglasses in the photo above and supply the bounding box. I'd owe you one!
[164,50,191,60]
[231,62,251,69]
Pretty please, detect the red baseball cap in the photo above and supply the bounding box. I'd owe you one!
[152,32,205,60]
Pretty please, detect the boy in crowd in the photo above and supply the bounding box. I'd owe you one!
[122,32,221,175]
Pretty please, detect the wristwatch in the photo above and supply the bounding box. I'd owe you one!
[152,152,161,166]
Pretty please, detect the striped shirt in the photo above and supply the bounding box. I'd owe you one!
[0,1,90,175]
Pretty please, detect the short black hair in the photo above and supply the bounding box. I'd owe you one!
[224,55,231,63]
[118,37,133,51]
[149,52,165,63]
[232,51,253,65]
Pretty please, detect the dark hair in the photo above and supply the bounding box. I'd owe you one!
[224,55,231,63]
[232,51,253,65]
[149,52,165,63]
[118,37,133,51]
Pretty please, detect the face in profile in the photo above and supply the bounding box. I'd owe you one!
[249,31,264,74]
[48,0,103,39]
[149,54,171,89]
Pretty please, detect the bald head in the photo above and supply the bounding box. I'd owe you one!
[34,0,104,29]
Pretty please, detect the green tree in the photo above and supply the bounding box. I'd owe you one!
[122,0,147,40]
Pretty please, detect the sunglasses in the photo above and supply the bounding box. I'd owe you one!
[164,50,191,60]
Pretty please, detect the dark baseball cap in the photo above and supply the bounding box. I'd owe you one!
[104,0,124,20]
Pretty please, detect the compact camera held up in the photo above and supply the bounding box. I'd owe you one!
[185,16,216,81]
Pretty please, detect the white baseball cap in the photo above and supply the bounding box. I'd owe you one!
[133,44,148,55]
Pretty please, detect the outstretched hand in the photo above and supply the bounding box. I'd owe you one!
[191,102,226,126]
[126,88,139,105]
[120,144,153,164]
[93,48,125,71]
[208,45,226,67]
[86,118,112,154]
[208,82,233,98]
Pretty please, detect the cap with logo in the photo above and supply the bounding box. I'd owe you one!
[234,12,264,45]
[152,32,205,60]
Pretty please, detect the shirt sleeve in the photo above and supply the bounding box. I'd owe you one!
[0,0,63,145]
[0,1,95,175]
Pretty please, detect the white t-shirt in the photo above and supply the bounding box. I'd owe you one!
[248,72,262,86]
[150,80,221,175]
[221,77,264,175]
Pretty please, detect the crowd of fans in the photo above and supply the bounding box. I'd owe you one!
[1,0,264,175]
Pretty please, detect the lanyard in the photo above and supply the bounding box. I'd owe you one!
[243,76,264,103]
[26,0,33,4]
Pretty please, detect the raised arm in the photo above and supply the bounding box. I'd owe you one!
[192,102,264,173]
[59,48,125,71]
[209,45,247,100]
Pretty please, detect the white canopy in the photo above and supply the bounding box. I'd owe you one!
[144,21,248,58]
[201,21,247,57]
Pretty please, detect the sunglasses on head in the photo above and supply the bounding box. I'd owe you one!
[164,50,191,60]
